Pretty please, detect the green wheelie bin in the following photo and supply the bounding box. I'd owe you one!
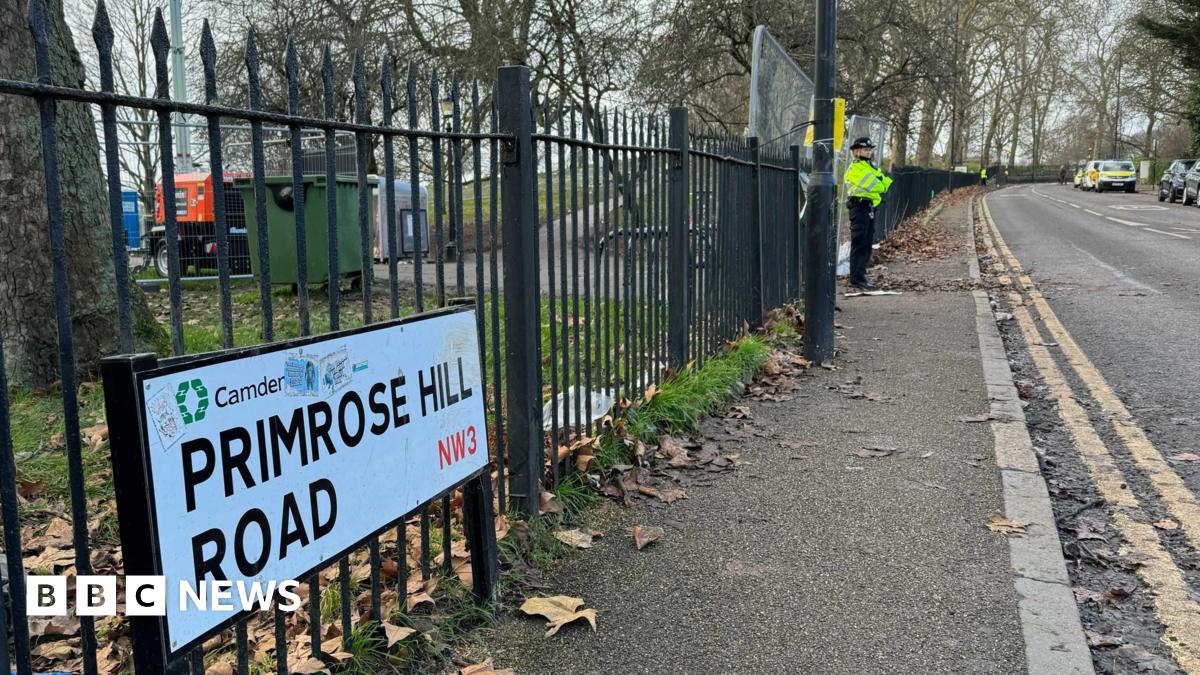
[234,175,369,287]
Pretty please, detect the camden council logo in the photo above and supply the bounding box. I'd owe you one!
[175,378,210,425]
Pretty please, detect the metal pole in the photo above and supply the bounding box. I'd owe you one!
[804,0,837,363]
[168,0,192,171]
[748,137,764,329]
[497,66,543,517]
[667,107,690,370]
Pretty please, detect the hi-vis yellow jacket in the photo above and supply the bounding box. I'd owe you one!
[843,158,892,207]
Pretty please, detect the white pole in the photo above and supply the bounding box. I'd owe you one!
[169,0,193,171]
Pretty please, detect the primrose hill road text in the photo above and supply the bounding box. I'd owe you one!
[179,356,477,584]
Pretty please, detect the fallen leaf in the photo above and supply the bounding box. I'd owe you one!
[637,485,687,503]
[461,658,516,675]
[17,479,46,499]
[1086,631,1123,649]
[632,525,664,550]
[519,595,597,637]
[381,621,416,647]
[205,661,235,675]
[1168,452,1199,462]
[958,414,993,423]
[494,514,510,541]
[643,384,658,402]
[539,491,563,515]
[406,591,434,611]
[1153,519,1178,530]
[727,405,752,419]
[289,657,328,674]
[986,515,1028,534]
[554,528,602,549]
[657,436,692,468]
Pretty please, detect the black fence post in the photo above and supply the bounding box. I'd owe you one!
[462,473,499,602]
[497,66,543,517]
[790,145,803,301]
[748,137,764,329]
[667,107,690,369]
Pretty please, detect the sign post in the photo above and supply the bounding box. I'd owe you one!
[101,306,497,670]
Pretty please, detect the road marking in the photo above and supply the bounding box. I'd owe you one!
[1110,204,1169,211]
[1106,216,1146,227]
[984,197,1200,550]
[1065,242,1161,295]
[1083,209,1102,216]
[1172,228,1200,233]
[1145,227,1192,240]
[979,195,1200,670]
[1067,203,1080,208]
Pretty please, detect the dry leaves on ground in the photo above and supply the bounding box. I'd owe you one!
[519,596,598,637]
[460,658,515,675]
[632,525,664,550]
[1168,452,1199,462]
[1153,519,1179,531]
[986,515,1028,534]
[554,528,604,549]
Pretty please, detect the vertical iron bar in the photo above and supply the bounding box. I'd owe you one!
[498,66,543,516]
[274,605,287,675]
[749,137,764,328]
[488,95,505,511]
[150,11,184,355]
[382,60,400,318]
[322,47,341,330]
[285,41,311,335]
[200,22,233,349]
[441,493,452,575]
[452,75,465,295]
[542,95,560,473]
[556,98,570,450]
[92,0,133,353]
[339,557,352,640]
[668,108,689,370]
[621,111,632,399]
[245,30,273,340]
[569,105,581,437]
[806,0,838,362]
[471,82,488,461]
[0,341,30,675]
[236,623,249,674]
[407,64,424,312]
[354,54,373,323]
[430,70,446,307]
[582,101,594,436]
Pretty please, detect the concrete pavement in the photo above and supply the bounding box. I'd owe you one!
[476,191,1083,673]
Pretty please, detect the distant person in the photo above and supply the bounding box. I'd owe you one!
[842,137,892,291]
[980,166,988,186]
[1059,165,1067,184]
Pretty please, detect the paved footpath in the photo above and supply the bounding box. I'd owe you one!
[480,190,1091,674]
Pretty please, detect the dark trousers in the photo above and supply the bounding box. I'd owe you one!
[848,200,874,285]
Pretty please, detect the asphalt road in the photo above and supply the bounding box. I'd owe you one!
[987,182,1200,516]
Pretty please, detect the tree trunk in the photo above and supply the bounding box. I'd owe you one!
[0,0,164,389]
[915,88,939,167]
[890,94,914,167]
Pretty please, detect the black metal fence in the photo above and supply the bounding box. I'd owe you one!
[0,2,813,674]
[872,165,987,241]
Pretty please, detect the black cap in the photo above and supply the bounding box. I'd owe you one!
[850,137,876,150]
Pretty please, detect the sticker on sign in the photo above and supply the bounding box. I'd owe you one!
[133,308,488,653]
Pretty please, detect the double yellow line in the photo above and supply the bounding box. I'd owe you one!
[978,195,1200,672]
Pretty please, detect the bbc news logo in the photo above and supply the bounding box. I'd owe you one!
[26,576,302,616]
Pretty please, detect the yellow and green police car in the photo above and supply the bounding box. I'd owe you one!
[1093,160,1136,193]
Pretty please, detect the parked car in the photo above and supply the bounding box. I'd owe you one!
[1183,165,1200,206]
[1093,160,1136,193]
[1081,160,1101,190]
[1158,159,1195,202]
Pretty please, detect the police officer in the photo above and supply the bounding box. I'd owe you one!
[842,137,891,291]
[980,166,988,186]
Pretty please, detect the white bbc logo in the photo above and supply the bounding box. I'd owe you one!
[27,576,164,617]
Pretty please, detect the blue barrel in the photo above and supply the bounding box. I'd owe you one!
[121,190,140,249]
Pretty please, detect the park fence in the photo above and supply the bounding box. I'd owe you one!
[0,3,985,673]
